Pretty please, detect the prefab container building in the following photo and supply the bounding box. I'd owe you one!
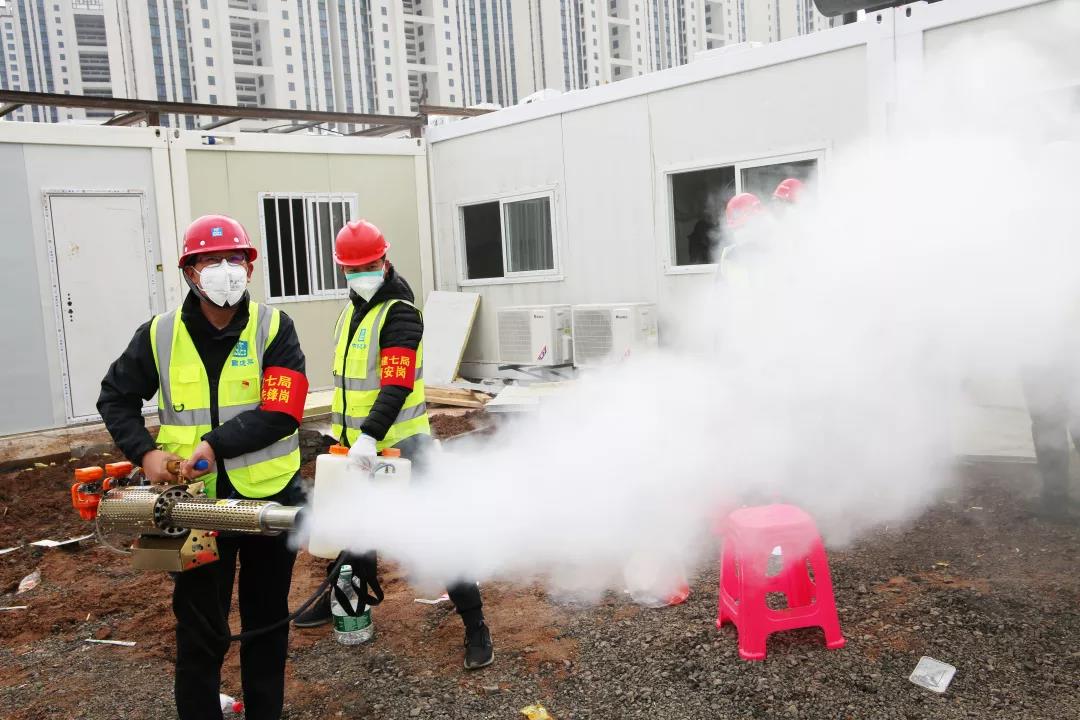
[0,124,430,436]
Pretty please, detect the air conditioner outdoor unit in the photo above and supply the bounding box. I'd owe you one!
[571,303,659,368]
[496,305,573,366]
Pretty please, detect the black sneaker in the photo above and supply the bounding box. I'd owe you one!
[293,590,332,628]
[463,622,494,670]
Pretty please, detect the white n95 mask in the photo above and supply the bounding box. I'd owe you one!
[346,271,384,300]
[197,259,248,307]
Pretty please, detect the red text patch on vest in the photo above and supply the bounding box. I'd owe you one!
[261,367,309,422]
[379,347,417,390]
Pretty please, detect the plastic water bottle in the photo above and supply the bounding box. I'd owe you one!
[219,693,243,715]
[331,565,374,645]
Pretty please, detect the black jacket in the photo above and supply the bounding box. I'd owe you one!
[97,292,306,498]
[339,264,424,444]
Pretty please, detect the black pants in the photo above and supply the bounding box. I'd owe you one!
[1022,366,1080,503]
[173,531,297,720]
[336,432,484,624]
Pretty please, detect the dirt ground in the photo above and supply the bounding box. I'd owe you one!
[2,451,1078,719]
[428,410,484,440]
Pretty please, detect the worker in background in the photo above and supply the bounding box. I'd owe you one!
[292,218,495,670]
[772,177,804,207]
[1019,139,1080,523]
[719,178,806,283]
[718,192,769,284]
[687,193,725,265]
[97,215,308,720]
[1022,367,1080,521]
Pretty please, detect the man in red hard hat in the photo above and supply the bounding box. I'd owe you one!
[293,218,495,670]
[772,177,804,205]
[98,214,308,719]
[718,192,768,284]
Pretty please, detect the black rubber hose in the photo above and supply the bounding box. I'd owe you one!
[189,552,347,643]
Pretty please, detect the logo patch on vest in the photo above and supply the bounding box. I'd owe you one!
[352,327,368,351]
[230,340,255,367]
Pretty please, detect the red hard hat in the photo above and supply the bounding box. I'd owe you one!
[725,193,765,230]
[334,219,389,266]
[179,215,257,267]
[773,178,804,203]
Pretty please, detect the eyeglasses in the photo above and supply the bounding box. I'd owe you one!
[194,253,248,268]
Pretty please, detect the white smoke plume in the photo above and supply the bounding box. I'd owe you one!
[308,21,1080,600]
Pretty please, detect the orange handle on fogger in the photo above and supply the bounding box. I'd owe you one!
[71,483,101,520]
[71,466,105,520]
[70,462,137,520]
[105,461,133,478]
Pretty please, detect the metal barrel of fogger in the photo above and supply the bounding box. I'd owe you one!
[96,485,301,535]
[167,499,301,534]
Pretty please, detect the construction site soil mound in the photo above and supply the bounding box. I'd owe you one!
[2,455,1077,719]
[429,410,488,440]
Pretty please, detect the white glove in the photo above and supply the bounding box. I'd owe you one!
[347,434,378,472]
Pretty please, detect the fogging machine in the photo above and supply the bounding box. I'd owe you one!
[71,460,303,572]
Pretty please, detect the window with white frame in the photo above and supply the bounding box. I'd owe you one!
[739,158,817,202]
[669,155,819,267]
[259,193,357,301]
[460,194,556,281]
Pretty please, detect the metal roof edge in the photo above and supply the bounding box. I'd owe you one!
[426,20,878,144]
[0,120,169,148]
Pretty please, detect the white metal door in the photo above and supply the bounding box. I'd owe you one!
[45,192,158,422]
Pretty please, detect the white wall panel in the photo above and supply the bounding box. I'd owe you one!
[431,44,870,364]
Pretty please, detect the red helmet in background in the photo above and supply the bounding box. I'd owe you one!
[179,215,257,267]
[725,193,765,230]
[334,219,389,266]
[773,178,804,204]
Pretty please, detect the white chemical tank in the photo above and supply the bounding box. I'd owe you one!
[306,445,411,559]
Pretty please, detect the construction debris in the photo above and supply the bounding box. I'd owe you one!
[485,382,575,413]
[909,656,957,693]
[421,290,481,385]
[16,569,40,594]
[83,638,137,647]
[426,384,491,409]
[30,533,93,550]
[520,704,555,720]
[0,606,29,612]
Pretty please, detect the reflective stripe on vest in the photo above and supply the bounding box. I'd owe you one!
[330,298,431,451]
[330,402,428,429]
[332,364,425,391]
[150,301,300,499]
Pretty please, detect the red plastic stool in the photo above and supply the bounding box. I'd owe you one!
[716,504,845,660]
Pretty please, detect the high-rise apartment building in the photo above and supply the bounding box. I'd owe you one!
[1,0,114,123]
[503,1,838,101]
[456,0,515,107]
[0,0,843,126]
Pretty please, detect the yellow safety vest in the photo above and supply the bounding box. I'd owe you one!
[330,299,430,450]
[150,302,301,499]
